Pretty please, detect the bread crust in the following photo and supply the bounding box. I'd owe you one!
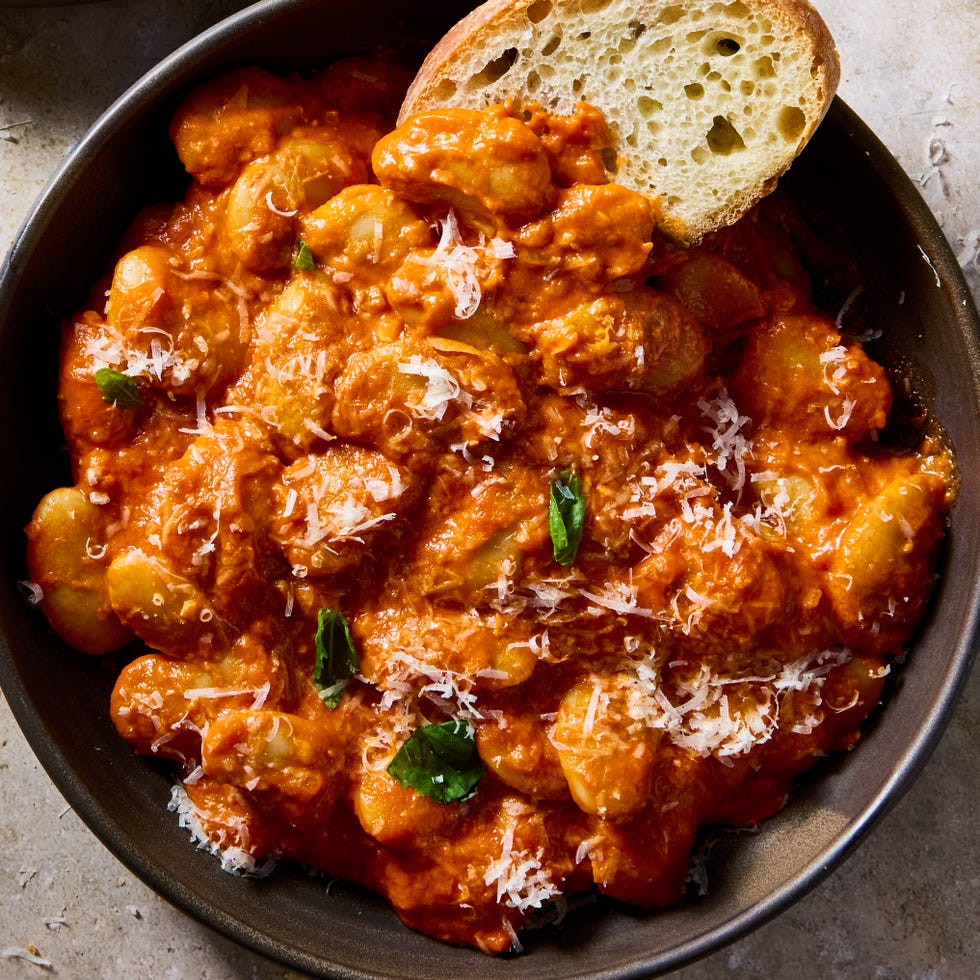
[400,0,840,241]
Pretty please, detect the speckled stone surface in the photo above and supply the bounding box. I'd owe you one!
[1,1,977,977]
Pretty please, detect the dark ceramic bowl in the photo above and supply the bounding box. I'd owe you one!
[1,1,978,977]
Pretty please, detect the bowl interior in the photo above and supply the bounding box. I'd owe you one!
[1,1,978,977]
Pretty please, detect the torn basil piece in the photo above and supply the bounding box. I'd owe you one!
[294,239,316,270]
[313,608,358,709]
[387,719,485,804]
[549,468,585,566]
[94,368,143,408]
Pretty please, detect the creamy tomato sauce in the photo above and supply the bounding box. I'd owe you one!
[25,54,955,953]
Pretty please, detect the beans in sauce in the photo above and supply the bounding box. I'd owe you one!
[24,54,956,953]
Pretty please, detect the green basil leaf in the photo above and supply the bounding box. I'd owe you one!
[386,719,485,804]
[549,468,585,566]
[313,608,358,709]
[294,239,316,270]
[94,368,143,408]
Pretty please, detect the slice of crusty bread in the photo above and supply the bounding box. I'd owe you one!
[399,0,839,241]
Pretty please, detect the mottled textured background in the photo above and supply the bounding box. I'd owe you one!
[1,1,977,977]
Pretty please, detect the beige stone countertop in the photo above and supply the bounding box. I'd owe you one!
[1,1,977,977]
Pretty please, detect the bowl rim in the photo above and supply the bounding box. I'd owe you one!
[1,1,979,976]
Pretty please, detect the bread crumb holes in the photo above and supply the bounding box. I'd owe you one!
[777,105,805,141]
[472,48,518,88]
[705,115,746,154]
[527,0,552,23]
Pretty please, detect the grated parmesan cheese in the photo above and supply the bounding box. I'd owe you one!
[579,579,655,619]
[330,505,397,543]
[167,784,275,877]
[373,648,484,720]
[824,398,856,431]
[414,210,515,319]
[626,647,853,759]
[819,345,849,394]
[17,580,44,605]
[1,947,54,971]
[483,800,560,912]
[398,355,471,421]
[698,388,753,496]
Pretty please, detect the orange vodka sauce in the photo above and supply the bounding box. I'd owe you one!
[25,54,955,953]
